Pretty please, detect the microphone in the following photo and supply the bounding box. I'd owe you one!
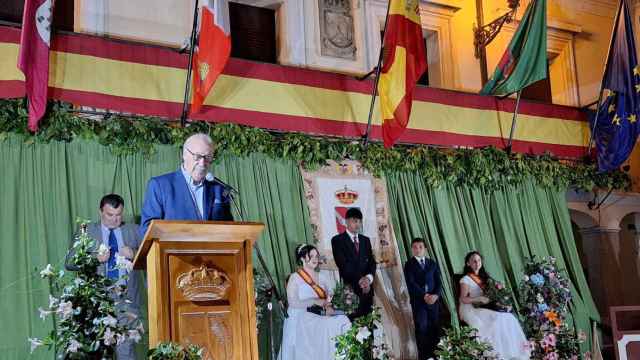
[206,173,238,194]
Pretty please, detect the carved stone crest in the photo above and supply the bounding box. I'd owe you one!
[318,0,356,60]
[406,0,420,14]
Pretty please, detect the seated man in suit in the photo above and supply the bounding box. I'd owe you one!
[140,133,233,237]
[331,207,376,320]
[65,194,142,360]
[404,237,442,360]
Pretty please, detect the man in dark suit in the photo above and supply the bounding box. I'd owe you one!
[66,194,142,360]
[140,133,233,237]
[331,207,376,320]
[404,237,442,360]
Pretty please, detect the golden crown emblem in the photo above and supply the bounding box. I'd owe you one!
[335,186,359,205]
[176,265,231,302]
[198,61,210,81]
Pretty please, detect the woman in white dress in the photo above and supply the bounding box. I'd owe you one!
[278,244,351,360]
[459,251,531,360]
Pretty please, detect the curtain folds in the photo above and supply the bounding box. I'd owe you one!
[386,171,599,354]
[0,137,310,359]
[0,136,598,358]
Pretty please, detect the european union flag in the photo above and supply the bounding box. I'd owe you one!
[591,0,640,171]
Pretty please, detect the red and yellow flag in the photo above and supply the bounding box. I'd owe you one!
[378,0,427,148]
[191,0,231,114]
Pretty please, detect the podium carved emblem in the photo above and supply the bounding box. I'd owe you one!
[176,265,231,301]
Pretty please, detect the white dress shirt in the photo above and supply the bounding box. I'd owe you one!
[181,166,205,219]
[345,230,374,284]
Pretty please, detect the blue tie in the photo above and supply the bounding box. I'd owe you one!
[107,229,119,279]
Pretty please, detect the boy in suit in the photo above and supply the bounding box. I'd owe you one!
[404,238,442,360]
[331,207,376,320]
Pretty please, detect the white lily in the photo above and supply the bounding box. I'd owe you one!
[97,244,110,258]
[28,338,43,353]
[103,328,116,346]
[58,301,74,320]
[115,254,133,273]
[116,333,127,345]
[102,315,118,327]
[355,326,371,343]
[38,307,51,321]
[67,339,81,353]
[48,294,58,308]
[128,329,142,342]
[40,264,55,278]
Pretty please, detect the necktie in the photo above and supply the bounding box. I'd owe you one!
[107,229,119,279]
[353,235,360,255]
[420,258,425,268]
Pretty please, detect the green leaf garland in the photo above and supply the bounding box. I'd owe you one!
[0,98,630,191]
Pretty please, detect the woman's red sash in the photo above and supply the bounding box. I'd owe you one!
[467,273,485,289]
[297,268,327,300]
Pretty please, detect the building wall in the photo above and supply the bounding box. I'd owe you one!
[617,214,640,305]
[74,0,196,46]
[73,0,623,107]
[70,0,640,188]
[568,192,640,321]
[481,0,617,106]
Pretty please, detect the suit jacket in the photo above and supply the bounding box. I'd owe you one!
[139,170,234,237]
[404,257,442,328]
[331,232,376,295]
[65,222,143,312]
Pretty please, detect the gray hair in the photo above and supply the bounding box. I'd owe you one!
[182,133,214,157]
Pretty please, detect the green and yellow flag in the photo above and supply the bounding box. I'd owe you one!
[480,0,547,96]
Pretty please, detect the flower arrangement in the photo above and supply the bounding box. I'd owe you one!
[481,278,514,313]
[331,281,360,315]
[435,326,499,360]
[518,256,587,359]
[334,307,390,360]
[147,342,204,360]
[29,221,144,358]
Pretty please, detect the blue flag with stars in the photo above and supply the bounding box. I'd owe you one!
[591,0,640,171]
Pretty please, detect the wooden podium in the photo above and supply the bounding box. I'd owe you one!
[133,220,265,360]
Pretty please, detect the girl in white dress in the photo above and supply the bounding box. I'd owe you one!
[459,251,531,360]
[278,244,351,360]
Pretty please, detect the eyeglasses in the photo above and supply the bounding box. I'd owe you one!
[186,148,215,163]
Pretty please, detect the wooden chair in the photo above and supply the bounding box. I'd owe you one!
[610,306,640,360]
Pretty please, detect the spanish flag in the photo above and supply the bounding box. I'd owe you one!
[378,0,427,148]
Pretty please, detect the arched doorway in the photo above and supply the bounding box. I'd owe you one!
[616,212,640,305]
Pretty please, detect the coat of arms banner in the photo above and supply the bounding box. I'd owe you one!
[300,160,417,359]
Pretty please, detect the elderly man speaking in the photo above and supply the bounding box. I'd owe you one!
[140,133,234,237]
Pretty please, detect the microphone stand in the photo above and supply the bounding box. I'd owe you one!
[227,190,289,319]
[228,191,287,360]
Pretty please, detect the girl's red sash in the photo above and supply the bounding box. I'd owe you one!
[297,268,327,300]
[468,273,486,289]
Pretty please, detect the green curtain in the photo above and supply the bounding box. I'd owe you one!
[0,134,600,358]
[0,136,309,359]
[216,154,314,359]
[386,171,599,354]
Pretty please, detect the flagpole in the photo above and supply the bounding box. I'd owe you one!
[586,90,605,156]
[180,0,201,127]
[362,0,392,147]
[497,0,542,154]
[586,0,623,158]
[505,90,522,153]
